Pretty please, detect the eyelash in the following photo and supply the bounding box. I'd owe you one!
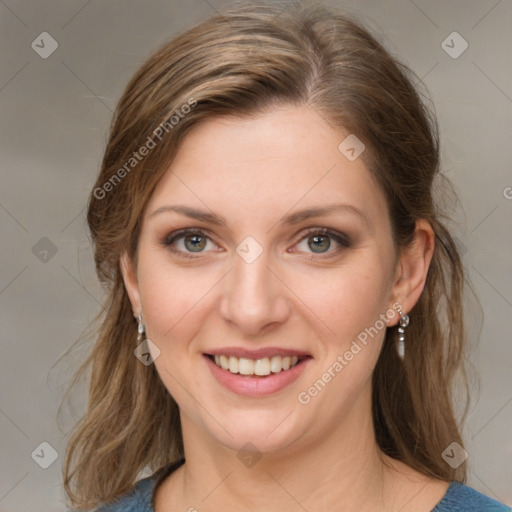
[160,227,351,260]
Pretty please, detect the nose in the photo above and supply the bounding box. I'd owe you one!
[218,246,290,337]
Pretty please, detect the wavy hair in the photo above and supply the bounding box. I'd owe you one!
[60,1,478,509]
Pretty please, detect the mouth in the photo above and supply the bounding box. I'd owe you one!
[205,353,310,377]
[203,349,312,396]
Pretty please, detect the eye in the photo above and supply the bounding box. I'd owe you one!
[293,227,351,255]
[161,229,217,258]
[161,227,351,259]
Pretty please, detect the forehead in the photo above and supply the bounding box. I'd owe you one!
[145,105,388,232]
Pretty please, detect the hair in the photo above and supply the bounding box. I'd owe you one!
[61,1,478,509]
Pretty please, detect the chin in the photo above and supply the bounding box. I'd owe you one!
[201,409,307,456]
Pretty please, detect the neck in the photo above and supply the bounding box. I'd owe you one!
[171,384,400,512]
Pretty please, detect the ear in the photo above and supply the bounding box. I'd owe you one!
[387,219,435,326]
[120,251,142,318]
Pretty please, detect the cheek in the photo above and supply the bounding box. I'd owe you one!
[136,249,216,353]
[135,253,209,404]
[294,256,391,346]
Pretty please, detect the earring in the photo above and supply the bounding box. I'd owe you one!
[137,312,145,343]
[396,308,409,360]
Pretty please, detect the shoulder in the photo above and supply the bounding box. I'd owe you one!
[433,481,511,512]
[91,475,154,512]
[75,459,186,512]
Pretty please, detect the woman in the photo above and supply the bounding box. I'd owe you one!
[62,2,510,511]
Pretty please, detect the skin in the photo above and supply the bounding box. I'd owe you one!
[121,104,448,511]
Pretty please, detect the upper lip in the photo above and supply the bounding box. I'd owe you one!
[204,347,312,359]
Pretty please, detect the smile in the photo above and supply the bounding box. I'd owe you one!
[204,351,312,397]
[208,354,304,376]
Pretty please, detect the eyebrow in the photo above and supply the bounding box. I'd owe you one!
[150,203,371,230]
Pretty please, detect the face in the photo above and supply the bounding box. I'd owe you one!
[122,104,406,456]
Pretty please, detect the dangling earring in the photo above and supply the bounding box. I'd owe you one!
[396,308,409,360]
[134,313,160,365]
[137,312,145,343]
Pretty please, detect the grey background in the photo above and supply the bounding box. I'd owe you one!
[0,0,511,510]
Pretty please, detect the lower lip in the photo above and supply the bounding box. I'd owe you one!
[204,355,311,397]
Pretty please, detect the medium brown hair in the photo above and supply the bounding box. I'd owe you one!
[61,1,477,509]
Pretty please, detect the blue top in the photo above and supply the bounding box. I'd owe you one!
[86,459,510,512]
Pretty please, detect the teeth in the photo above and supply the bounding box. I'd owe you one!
[238,358,254,375]
[270,356,282,373]
[254,358,270,376]
[228,356,239,373]
[211,354,303,375]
